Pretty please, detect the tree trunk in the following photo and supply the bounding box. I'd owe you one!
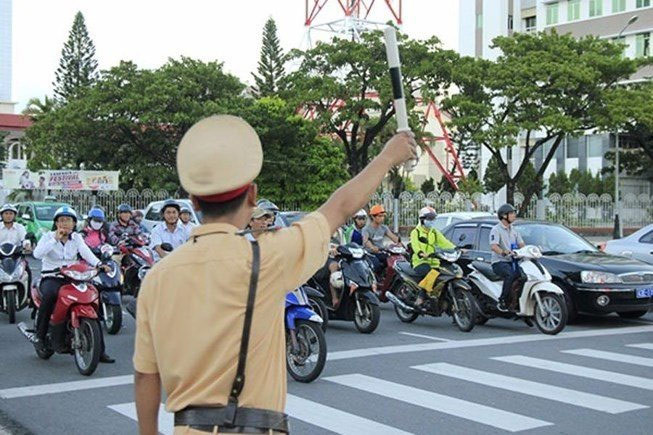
[505,179,516,206]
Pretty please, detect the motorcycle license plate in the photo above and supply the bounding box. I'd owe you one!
[636,288,653,298]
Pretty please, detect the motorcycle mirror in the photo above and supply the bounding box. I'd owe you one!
[21,213,31,220]
[160,243,173,252]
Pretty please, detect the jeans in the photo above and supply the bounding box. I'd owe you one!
[492,262,522,302]
[369,252,389,274]
[36,278,64,340]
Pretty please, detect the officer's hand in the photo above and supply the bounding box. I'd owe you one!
[380,132,418,167]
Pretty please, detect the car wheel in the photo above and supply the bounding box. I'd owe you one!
[558,282,578,324]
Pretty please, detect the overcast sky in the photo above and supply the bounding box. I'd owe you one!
[11,0,459,110]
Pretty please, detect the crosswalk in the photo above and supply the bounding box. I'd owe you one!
[99,341,653,434]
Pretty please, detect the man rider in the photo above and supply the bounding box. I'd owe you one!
[257,198,280,228]
[132,210,150,234]
[178,206,196,233]
[410,206,455,307]
[490,203,525,312]
[109,204,142,245]
[363,204,401,272]
[149,199,189,260]
[0,204,30,251]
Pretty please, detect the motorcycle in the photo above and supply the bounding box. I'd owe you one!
[285,286,327,383]
[91,244,123,334]
[308,244,381,334]
[387,248,478,332]
[372,243,409,303]
[468,245,568,335]
[124,242,173,320]
[119,234,155,297]
[18,262,103,376]
[0,242,30,324]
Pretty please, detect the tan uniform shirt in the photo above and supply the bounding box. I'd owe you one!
[133,212,330,416]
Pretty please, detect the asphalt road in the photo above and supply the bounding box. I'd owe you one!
[0,259,652,434]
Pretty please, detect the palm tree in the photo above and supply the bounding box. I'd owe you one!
[22,96,56,119]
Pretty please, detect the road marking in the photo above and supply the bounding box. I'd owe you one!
[627,343,653,350]
[562,348,653,368]
[286,394,413,435]
[325,374,552,432]
[493,355,653,391]
[328,325,653,361]
[109,397,413,435]
[0,375,133,399]
[413,363,646,414]
[399,332,451,342]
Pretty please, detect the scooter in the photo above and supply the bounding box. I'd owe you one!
[285,286,327,383]
[468,245,568,335]
[373,243,409,303]
[387,248,478,332]
[91,244,123,334]
[119,234,155,297]
[0,242,30,324]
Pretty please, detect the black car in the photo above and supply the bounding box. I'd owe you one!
[443,218,653,321]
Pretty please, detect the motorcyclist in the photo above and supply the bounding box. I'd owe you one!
[490,203,525,312]
[178,206,196,233]
[0,203,31,252]
[344,209,367,245]
[410,206,456,308]
[363,204,401,273]
[108,203,142,246]
[149,199,189,260]
[82,208,108,250]
[132,210,149,234]
[32,206,114,362]
[257,198,280,228]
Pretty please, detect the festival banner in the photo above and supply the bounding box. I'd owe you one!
[2,169,120,191]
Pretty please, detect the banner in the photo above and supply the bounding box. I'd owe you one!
[2,169,120,191]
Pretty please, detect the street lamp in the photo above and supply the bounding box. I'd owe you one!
[613,15,638,240]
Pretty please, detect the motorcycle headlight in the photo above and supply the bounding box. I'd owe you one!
[11,261,25,280]
[62,269,98,281]
[0,268,11,281]
[580,271,622,284]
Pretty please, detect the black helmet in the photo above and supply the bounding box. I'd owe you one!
[160,199,181,215]
[257,198,279,214]
[117,204,132,214]
[497,203,517,220]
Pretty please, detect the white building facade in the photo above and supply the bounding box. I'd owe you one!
[0,0,13,113]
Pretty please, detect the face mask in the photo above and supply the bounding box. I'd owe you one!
[90,221,103,231]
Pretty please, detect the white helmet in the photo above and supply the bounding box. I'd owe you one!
[419,206,436,220]
[354,209,367,218]
[0,204,18,215]
[53,206,78,222]
[329,271,344,290]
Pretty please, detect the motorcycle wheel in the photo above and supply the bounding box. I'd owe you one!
[354,298,380,334]
[286,320,327,383]
[6,290,16,324]
[307,297,328,332]
[104,303,123,335]
[534,293,567,335]
[74,318,102,376]
[394,285,418,323]
[452,289,477,332]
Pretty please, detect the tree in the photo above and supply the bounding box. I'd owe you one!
[420,177,435,194]
[483,155,504,193]
[286,29,457,176]
[443,31,651,213]
[251,18,286,98]
[516,161,542,197]
[458,169,484,196]
[547,171,572,195]
[53,11,99,101]
[22,96,56,120]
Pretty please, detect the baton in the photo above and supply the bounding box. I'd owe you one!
[384,26,417,172]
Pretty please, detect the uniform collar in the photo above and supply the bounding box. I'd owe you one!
[191,222,240,237]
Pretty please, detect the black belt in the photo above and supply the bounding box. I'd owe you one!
[174,406,289,433]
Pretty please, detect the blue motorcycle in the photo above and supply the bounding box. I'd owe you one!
[92,244,123,335]
[285,286,327,383]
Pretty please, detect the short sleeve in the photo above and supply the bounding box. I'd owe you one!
[266,212,330,292]
[489,227,499,246]
[133,278,159,374]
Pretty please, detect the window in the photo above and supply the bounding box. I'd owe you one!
[450,225,478,248]
[637,0,651,8]
[524,16,537,31]
[612,0,626,13]
[566,138,580,158]
[636,32,651,57]
[590,0,603,16]
[568,0,580,20]
[588,135,604,157]
[546,2,559,25]
[479,226,492,252]
[639,230,653,244]
[476,13,483,29]
[612,36,626,57]
[145,205,163,222]
[508,14,514,31]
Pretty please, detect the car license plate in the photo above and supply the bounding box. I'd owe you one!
[636,288,653,298]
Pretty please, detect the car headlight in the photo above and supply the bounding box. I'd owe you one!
[580,271,623,284]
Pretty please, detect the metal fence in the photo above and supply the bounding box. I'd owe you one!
[52,189,172,216]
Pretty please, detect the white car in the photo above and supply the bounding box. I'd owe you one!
[604,224,653,265]
[434,211,493,231]
[142,199,200,232]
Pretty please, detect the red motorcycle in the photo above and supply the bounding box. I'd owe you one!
[18,262,102,376]
[119,234,155,297]
[372,244,409,303]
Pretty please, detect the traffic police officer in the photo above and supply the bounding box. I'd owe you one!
[133,115,416,434]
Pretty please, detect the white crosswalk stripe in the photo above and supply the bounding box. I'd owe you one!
[626,342,653,350]
[562,348,653,367]
[413,363,647,414]
[325,374,552,432]
[0,375,133,399]
[493,355,653,391]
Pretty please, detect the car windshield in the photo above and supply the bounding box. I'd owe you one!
[517,223,597,255]
[433,216,449,231]
[35,205,66,220]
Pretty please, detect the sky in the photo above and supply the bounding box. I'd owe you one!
[10,0,459,111]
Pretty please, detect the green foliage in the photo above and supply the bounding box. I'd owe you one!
[251,18,286,98]
[548,169,614,195]
[516,161,542,195]
[483,154,504,193]
[547,171,572,195]
[420,177,435,194]
[22,96,57,120]
[53,12,98,101]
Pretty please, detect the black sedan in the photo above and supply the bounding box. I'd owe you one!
[443,218,653,322]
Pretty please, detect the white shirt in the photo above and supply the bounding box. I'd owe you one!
[0,222,27,246]
[33,231,101,272]
[150,221,190,260]
[180,221,196,233]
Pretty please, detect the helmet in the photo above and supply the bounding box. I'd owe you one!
[497,203,517,220]
[369,204,385,216]
[419,206,436,220]
[53,206,78,223]
[0,204,18,215]
[160,199,181,215]
[180,206,191,214]
[133,210,144,218]
[117,204,132,214]
[257,199,279,214]
[329,271,344,290]
[88,208,105,221]
[354,209,367,218]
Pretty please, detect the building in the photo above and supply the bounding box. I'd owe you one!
[459,0,653,196]
[0,0,13,113]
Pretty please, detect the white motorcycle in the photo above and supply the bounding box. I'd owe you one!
[468,245,567,335]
